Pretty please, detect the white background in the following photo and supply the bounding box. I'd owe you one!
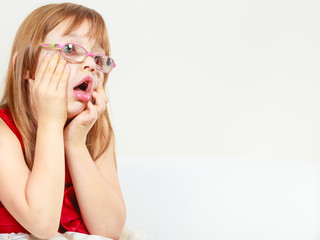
[0,0,319,239]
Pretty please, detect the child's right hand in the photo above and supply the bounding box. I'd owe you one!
[29,53,70,128]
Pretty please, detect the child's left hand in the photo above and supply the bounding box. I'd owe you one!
[63,84,109,146]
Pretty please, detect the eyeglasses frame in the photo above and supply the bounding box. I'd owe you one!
[40,43,116,74]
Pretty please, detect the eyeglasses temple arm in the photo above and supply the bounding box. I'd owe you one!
[40,43,62,47]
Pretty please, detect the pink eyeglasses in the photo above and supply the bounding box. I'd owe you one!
[40,43,116,74]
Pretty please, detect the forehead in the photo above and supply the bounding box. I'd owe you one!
[44,19,104,51]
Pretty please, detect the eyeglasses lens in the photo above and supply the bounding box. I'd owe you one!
[63,44,86,62]
[62,43,115,73]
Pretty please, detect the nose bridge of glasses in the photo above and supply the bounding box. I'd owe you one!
[86,52,96,58]
[83,52,97,65]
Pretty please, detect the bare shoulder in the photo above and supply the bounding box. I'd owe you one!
[0,118,23,151]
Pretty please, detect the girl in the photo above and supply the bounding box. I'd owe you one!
[0,3,126,240]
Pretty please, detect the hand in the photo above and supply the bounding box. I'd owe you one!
[29,53,70,128]
[64,84,109,145]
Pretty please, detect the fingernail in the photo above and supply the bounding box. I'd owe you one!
[100,80,103,86]
[46,53,52,58]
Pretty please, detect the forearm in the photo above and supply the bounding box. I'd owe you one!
[25,123,65,227]
[65,144,126,239]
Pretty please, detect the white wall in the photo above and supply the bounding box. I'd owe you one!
[0,0,319,239]
[118,156,317,240]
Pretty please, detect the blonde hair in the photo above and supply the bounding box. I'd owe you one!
[0,3,117,170]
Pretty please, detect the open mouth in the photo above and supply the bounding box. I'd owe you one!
[73,78,92,102]
[74,81,89,92]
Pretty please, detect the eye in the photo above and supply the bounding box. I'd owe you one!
[106,58,113,66]
[94,56,100,64]
[94,56,106,66]
[63,44,76,55]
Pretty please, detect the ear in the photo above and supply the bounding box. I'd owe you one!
[24,70,30,80]
[12,51,18,66]
[12,52,31,80]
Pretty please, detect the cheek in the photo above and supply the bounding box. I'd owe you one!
[66,65,78,88]
[98,73,104,83]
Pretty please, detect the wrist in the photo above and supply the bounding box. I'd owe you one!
[64,123,89,145]
[64,139,87,156]
[37,120,65,132]
[64,132,87,147]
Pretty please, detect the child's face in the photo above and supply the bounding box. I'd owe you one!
[36,19,105,119]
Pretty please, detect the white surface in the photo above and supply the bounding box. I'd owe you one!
[118,156,317,240]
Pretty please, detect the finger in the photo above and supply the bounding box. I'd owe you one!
[50,57,67,89]
[96,85,109,104]
[87,100,95,112]
[34,53,52,84]
[92,91,105,106]
[92,91,107,114]
[57,64,71,92]
[87,100,98,120]
[41,53,60,85]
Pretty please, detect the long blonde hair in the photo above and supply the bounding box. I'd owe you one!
[0,3,117,170]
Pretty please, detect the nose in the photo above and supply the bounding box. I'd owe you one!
[81,55,96,72]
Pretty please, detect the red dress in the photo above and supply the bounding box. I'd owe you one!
[0,108,88,234]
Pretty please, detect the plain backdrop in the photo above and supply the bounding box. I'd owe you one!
[0,0,319,239]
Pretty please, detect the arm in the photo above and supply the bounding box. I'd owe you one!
[64,86,126,240]
[65,135,126,240]
[0,53,70,238]
[0,120,64,238]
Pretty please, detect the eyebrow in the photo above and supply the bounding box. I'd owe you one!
[62,33,84,40]
[59,35,104,53]
[65,33,83,38]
